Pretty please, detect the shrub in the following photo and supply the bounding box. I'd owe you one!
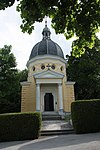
[71,99,100,133]
[0,112,41,142]
[0,101,20,114]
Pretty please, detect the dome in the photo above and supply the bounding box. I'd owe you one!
[29,23,64,60]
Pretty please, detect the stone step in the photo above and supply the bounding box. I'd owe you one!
[41,129,75,136]
[42,112,65,121]
[41,114,74,136]
[42,115,63,121]
[41,120,73,131]
[42,111,58,115]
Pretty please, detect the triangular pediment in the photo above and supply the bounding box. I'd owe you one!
[33,70,64,79]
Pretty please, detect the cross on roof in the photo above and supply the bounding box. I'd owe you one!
[46,64,51,70]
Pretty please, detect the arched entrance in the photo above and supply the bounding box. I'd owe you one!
[44,93,54,111]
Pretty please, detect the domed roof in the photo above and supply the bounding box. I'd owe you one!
[29,22,64,60]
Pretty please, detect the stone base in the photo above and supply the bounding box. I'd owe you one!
[58,109,64,115]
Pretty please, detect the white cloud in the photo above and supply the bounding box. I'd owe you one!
[1,2,99,70]
[97,32,100,39]
[0,3,72,70]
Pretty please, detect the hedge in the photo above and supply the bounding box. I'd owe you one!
[0,112,41,142]
[0,101,20,114]
[71,99,100,134]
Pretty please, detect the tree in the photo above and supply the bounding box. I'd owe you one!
[0,0,100,56]
[0,45,28,113]
[0,0,15,10]
[67,37,100,100]
[18,68,28,82]
[16,0,100,56]
[0,45,20,113]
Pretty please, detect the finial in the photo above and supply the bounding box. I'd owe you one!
[42,16,51,39]
[45,16,47,27]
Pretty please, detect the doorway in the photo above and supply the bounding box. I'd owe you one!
[44,93,54,111]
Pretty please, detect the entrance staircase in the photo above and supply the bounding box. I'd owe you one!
[41,112,74,136]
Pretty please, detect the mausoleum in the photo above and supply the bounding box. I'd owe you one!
[21,22,75,114]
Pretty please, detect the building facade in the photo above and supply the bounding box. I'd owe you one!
[21,24,75,114]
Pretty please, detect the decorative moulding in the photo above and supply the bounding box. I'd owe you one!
[20,81,31,86]
[33,70,64,79]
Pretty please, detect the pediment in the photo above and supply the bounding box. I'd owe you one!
[33,70,64,79]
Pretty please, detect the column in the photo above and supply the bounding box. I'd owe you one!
[36,83,40,111]
[58,83,63,113]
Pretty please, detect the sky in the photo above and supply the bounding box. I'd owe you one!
[0,2,100,70]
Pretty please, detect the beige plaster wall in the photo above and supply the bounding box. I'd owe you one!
[21,57,75,113]
[28,58,67,81]
[63,81,75,112]
[21,84,30,112]
[21,78,36,112]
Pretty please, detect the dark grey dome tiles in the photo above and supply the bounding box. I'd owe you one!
[29,24,64,60]
[29,39,64,60]
[38,40,47,55]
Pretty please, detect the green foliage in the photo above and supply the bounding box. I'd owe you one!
[67,37,100,100]
[0,0,15,10]
[1,1,100,56]
[0,112,41,141]
[0,45,20,113]
[71,99,100,133]
[64,114,71,122]
[18,68,28,82]
[0,45,28,113]
[16,0,100,55]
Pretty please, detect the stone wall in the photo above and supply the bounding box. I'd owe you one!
[63,82,75,112]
